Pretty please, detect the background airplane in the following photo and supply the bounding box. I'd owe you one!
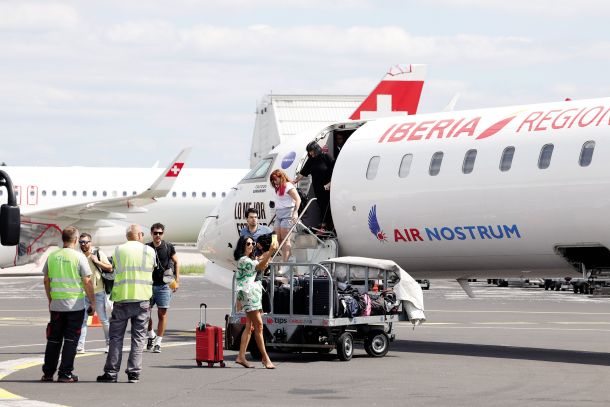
[0,149,246,268]
[198,86,610,287]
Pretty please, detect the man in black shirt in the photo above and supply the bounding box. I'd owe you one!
[295,141,335,232]
[146,223,180,353]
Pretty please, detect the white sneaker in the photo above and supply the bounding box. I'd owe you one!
[104,345,109,353]
[76,347,85,354]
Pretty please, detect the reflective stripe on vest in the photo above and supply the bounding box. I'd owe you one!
[48,248,84,300]
[112,242,154,302]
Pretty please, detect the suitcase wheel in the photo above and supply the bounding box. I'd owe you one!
[207,362,213,368]
[220,361,226,368]
[196,360,202,367]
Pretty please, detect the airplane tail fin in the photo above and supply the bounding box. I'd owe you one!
[349,64,426,120]
[140,147,192,199]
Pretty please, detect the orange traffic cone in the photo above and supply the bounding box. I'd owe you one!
[88,312,102,327]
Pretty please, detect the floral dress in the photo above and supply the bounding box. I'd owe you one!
[235,256,262,312]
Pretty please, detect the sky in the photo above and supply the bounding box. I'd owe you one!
[1,0,609,169]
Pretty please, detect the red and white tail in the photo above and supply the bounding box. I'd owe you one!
[349,64,426,120]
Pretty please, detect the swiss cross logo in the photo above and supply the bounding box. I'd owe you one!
[165,163,184,177]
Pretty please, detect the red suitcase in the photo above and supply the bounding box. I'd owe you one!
[196,303,225,367]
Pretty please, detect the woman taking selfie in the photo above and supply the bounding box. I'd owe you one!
[233,235,278,369]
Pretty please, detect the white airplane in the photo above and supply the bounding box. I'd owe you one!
[198,86,610,288]
[0,148,246,268]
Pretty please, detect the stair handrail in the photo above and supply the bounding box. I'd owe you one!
[270,197,319,264]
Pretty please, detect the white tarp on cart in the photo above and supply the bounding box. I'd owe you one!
[324,256,426,325]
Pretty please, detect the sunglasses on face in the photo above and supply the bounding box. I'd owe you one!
[79,240,90,245]
[153,231,163,236]
[245,241,254,246]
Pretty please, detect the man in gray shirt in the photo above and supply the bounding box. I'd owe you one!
[41,226,95,383]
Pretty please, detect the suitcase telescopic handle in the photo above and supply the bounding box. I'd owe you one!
[199,303,207,328]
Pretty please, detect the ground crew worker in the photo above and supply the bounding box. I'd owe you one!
[96,224,155,384]
[41,226,96,383]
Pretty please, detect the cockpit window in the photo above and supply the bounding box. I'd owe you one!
[241,157,274,181]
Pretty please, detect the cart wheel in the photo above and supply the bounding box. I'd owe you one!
[364,331,389,358]
[249,343,262,360]
[220,361,226,368]
[336,332,354,361]
[196,360,202,367]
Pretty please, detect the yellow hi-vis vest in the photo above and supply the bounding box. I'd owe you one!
[112,241,155,302]
[48,248,84,300]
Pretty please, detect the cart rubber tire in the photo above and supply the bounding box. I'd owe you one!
[364,331,390,358]
[249,343,262,361]
[336,332,354,361]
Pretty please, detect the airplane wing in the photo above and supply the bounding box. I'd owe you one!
[349,64,426,120]
[22,148,191,222]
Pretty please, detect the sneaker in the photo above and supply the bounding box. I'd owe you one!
[105,345,109,353]
[146,337,154,351]
[57,373,78,383]
[127,372,140,383]
[96,372,117,383]
[40,374,54,382]
[152,344,161,353]
[76,346,85,354]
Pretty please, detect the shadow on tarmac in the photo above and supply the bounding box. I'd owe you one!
[392,340,610,366]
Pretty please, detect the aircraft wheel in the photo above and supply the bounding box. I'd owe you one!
[336,332,354,361]
[364,331,389,358]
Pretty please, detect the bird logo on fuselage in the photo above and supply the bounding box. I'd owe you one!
[368,205,387,242]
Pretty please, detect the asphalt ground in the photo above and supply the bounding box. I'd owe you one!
[1,272,610,407]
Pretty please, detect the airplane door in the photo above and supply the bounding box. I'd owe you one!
[27,185,38,205]
[14,185,21,205]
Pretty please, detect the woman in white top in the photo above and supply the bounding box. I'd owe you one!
[269,169,301,261]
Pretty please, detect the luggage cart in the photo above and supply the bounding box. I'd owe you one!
[225,258,425,361]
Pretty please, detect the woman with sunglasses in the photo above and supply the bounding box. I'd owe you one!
[233,235,278,369]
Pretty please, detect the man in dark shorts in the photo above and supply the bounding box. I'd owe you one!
[146,223,180,353]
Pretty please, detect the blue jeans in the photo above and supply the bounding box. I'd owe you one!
[150,285,172,309]
[78,291,110,348]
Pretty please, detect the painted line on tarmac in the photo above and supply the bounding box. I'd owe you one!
[426,309,610,315]
[0,341,192,407]
[396,324,610,332]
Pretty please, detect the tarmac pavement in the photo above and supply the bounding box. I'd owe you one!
[1,268,610,406]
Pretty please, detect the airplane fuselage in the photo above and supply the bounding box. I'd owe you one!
[0,167,246,267]
[199,97,610,279]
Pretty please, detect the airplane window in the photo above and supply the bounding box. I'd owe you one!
[212,192,217,198]
[103,191,107,197]
[63,191,67,196]
[82,191,87,197]
[52,191,57,196]
[132,191,136,195]
[429,152,443,176]
[0,190,3,196]
[398,154,413,178]
[30,190,35,196]
[222,192,226,198]
[202,192,206,198]
[366,156,381,180]
[242,157,273,181]
[192,192,196,198]
[538,144,554,169]
[122,191,127,197]
[182,192,186,198]
[500,146,515,172]
[172,192,176,198]
[72,191,77,196]
[462,149,477,174]
[579,140,595,167]
[42,190,47,196]
[92,191,97,197]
